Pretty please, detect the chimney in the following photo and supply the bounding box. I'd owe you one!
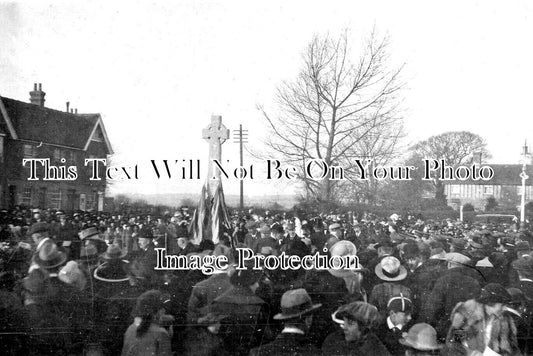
[29,83,46,107]
[66,101,70,113]
[74,108,78,114]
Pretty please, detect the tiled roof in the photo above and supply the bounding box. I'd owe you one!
[0,97,104,150]
[445,164,533,186]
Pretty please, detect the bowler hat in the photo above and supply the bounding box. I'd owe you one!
[399,323,442,351]
[477,283,512,304]
[137,227,154,239]
[375,256,407,281]
[273,288,321,320]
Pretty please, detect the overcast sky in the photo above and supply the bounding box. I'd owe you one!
[2,0,533,196]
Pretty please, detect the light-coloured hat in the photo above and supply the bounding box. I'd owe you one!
[446,252,471,266]
[399,323,442,351]
[59,261,87,290]
[34,241,67,270]
[329,222,342,230]
[79,227,101,241]
[375,256,407,281]
[274,289,321,320]
[328,240,362,278]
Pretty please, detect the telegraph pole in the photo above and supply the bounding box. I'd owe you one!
[520,140,530,228]
[233,125,248,210]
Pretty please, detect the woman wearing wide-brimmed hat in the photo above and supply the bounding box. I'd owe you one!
[322,301,390,355]
[400,323,442,355]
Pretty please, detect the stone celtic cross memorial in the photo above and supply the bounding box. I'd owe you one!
[202,115,229,188]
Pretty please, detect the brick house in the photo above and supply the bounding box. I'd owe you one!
[444,164,533,211]
[0,83,113,211]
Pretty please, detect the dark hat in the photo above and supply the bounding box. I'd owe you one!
[274,288,321,320]
[28,222,49,235]
[375,256,407,281]
[271,223,284,234]
[402,243,420,259]
[375,237,394,249]
[477,283,512,304]
[197,312,229,325]
[102,244,127,260]
[451,238,467,251]
[137,227,154,239]
[399,323,442,351]
[469,235,484,250]
[228,264,262,287]
[93,259,130,282]
[512,255,533,273]
[34,241,67,270]
[387,293,413,313]
[515,241,531,252]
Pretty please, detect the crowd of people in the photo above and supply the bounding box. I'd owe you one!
[1,205,533,355]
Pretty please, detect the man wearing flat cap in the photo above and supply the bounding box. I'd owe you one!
[249,288,322,355]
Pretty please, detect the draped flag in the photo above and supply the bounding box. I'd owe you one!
[188,182,211,244]
[211,183,232,246]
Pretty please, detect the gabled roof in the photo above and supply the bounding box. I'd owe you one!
[445,164,533,186]
[0,96,113,153]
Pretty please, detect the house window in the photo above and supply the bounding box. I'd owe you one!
[483,186,494,195]
[86,192,95,211]
[50,188,62,209]
[92,127,103,142]
[68,150,76,164]
[451,185,460,194]
[53,148,62,161]
[23,144,35,157]
[22,186,32,206]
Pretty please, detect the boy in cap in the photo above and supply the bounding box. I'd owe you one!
[376,294,414,355]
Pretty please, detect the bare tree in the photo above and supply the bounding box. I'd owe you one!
[258,28,405,202]
[410,131,491,203]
